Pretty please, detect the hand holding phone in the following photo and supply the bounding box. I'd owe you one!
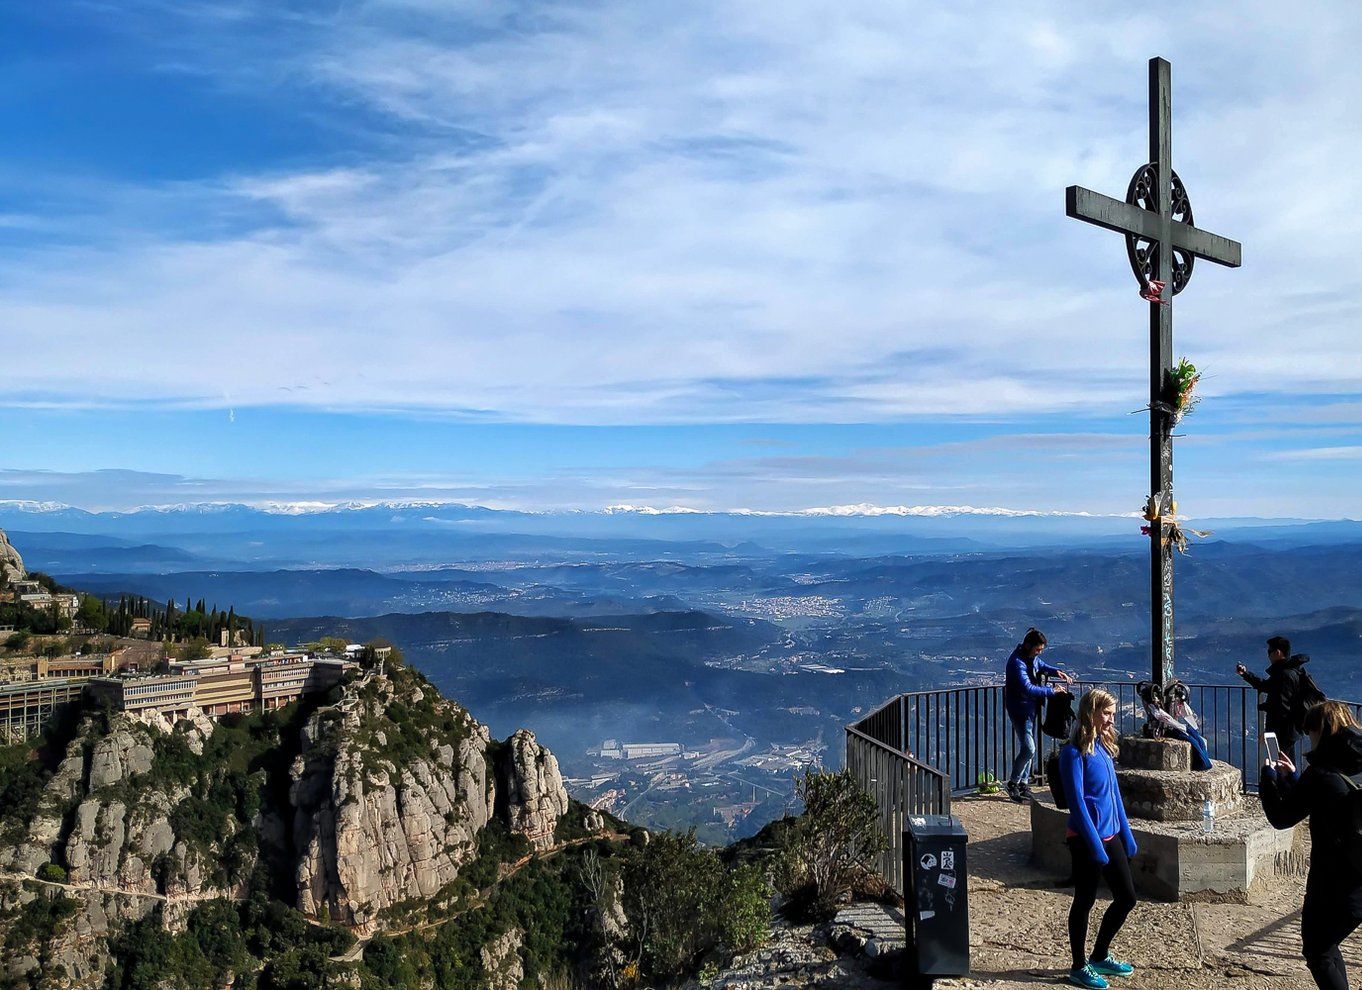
[1264,732,1281,765]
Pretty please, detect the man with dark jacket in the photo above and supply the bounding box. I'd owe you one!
[1004,627,1071,803]
[1260,701,1362,990]
[1236,635,1310,760]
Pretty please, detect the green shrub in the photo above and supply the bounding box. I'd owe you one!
[779,769,885,918]
[718,863,771,952]
[621,830,725,982]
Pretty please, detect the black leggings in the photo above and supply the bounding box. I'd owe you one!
[1067,836,1138,970]
[1300,895,1362,990]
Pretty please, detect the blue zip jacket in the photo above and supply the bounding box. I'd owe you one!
[1061,741,1137,865]
[1003,646,1061,722]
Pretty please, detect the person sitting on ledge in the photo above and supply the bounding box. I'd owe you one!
[1260,700,1362,990]
[1004,626,1072,802]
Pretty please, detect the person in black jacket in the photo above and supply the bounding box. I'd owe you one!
[1260,700,1362,990]
[1236,635,1309,760]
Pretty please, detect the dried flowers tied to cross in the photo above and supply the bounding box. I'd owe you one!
[1140,493,1213,554]
[1170,357,1201,422]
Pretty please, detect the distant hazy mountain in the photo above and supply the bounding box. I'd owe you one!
[4,499,1360,573]
[9,498,1362,842]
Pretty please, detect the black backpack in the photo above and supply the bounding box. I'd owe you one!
[1291,665,1328,732]
[1047,749,1086,811]
[1330,771,1362,874]
[1042,692,1076,740]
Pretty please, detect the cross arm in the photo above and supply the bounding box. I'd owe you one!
[1066,185,1242,268]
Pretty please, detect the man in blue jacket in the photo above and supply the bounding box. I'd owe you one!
[1005,627,1072,802]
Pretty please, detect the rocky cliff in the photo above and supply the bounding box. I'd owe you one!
[0,662,571,984]
[289,668,570,933]
[0,710,231,985]
[496,727,570,852]
[0,527,24,585]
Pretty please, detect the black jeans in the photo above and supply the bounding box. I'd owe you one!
[1067,836,1137,970]
[1301,895,1362,990]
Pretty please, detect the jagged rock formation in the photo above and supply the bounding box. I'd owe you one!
[3,719,200,894]
[480,927,525,990]
[290,671,499,933]
[0,527,24,585]
[0,663,571,984]
[0,715,232,989]
[496,728,570,851]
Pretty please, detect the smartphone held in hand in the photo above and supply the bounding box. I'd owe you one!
[1264,732,1281,765]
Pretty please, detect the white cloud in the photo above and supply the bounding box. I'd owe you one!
[3,1,1362,426]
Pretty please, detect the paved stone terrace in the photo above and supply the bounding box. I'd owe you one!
[939,793,1362,989]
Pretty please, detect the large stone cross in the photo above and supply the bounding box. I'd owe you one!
[1065,57,1242,688]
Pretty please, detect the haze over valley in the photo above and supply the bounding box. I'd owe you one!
[7,500,1361,840]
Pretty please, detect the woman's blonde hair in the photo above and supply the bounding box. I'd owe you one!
[1070,688,1120,758]
[1302,699,1359,740]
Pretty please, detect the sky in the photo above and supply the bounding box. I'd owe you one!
[3,1,1361,518]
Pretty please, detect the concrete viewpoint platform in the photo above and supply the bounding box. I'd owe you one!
[1030,784,1300,901]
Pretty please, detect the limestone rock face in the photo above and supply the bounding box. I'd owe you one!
[87,725,156,790]
[0,711,235,988]
[0,664,573,979]
[479,927,525,990]
[2,750,85,874]
[63,723,200,897]
[0,528,24,585]
[291,669,495,934]
[0,881,155,990]
[496,728,569,851]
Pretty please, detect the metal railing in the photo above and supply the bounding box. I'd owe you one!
[847,680,1362,894]
[846,697,951,892]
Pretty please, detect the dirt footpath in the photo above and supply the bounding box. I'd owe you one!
[942,793,1360,990]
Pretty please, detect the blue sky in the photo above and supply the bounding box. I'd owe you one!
[3,2,1361,517]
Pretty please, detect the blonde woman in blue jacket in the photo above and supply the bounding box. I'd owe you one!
[1059,688,1138,989]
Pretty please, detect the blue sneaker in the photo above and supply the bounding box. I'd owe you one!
[1089,956,1134,977]
[1068,964,1109,989]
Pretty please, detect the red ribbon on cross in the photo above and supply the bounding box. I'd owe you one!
[1140,279,1169,305]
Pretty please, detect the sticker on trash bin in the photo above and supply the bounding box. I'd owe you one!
[910,817,927,827]
[919,853,937,870]
[941,850,955,870]
[919,910,935,920]
[937,873,956,889]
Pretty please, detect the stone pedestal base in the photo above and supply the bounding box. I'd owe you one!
[1030,793,1300,902]
[1117,761,1244,822]
[1120,736,1191,771]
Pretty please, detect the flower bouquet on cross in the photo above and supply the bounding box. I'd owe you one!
[1169,357,1201,423]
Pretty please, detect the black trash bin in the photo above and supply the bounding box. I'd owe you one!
[904,814,969,982]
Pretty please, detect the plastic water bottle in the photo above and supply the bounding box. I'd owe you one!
[1202,799,1214,834]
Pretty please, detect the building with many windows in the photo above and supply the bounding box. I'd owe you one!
[86,672,200,717]
[256,655,348,711]
[176,656,255,716]
[86,652,353,719]
[0,647,355,739]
